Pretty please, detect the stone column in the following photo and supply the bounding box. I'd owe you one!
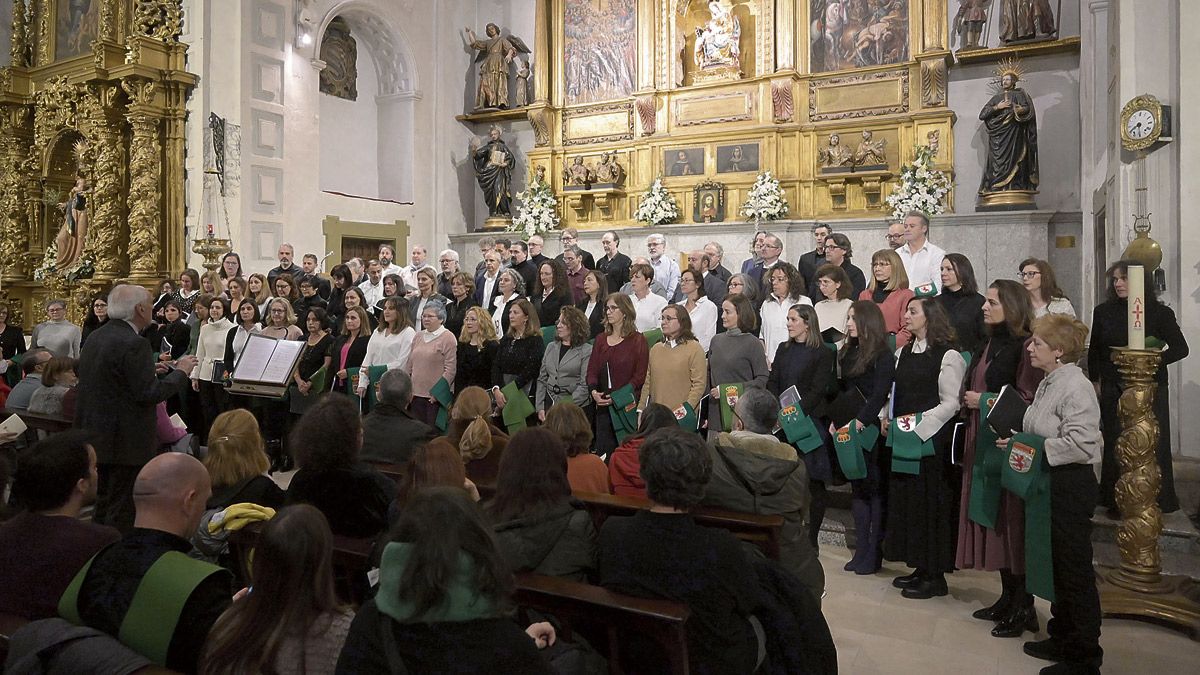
[123,78,161,280]
[775,0,794,71]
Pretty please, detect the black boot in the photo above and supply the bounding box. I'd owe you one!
[973,569,1015,621]
[809,480,827,553]
[901,572,948,599]
[846,497,870,572]
[892,568,923,589]
[992,590,1037,638]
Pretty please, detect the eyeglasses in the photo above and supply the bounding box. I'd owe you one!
[886,233,904,240]
[1017,271,1041,279]
[825,244,843,251]
[764,243,782,250]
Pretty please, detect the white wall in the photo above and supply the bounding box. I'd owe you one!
[0,0,11,68]
[318,46,381,199]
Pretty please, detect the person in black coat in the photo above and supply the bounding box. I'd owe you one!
[823,233,867,299]
[0,304,26,376]
[157,301,192,360]
[329,307,371,393]
[595,231,632,294]
[796,223,832,293]
[508,242,538,297]
[530,259,572,327]
[575,270,608,339]
[491,300,542,426]
[360,370,437,466]
[767,305,835,550]
[936,253,986,354]
[1088,261,1190,514]
[444,272,479,337]
[74,285,197,531]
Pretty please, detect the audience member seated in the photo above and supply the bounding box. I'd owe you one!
[57,453,234,674]
[5,347,51,410]
[27,355,79,419]
[336,488,556,674]
[706,388,826,602]
[0,431,120,620]
[607,403,677,498]
[394,438,480,516]
[360,369,436,466]
[201,408,285,517]
[543,401,608,493]
[447,386,508,486]
[486,428,597,581]
[598,427,765,675]
[285,394,396,538]
[200,505,355,674]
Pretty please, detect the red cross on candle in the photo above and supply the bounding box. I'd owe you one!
[1132,297,1144,329]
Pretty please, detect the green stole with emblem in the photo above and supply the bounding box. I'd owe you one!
[1002,432,1054,602]
[832,422,878,480]
[886,412,933,475]
[968,393,1006,529]
[779,401,824,454]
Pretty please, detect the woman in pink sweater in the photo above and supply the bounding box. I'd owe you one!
[859,248,914,348]
[406,300,458,426]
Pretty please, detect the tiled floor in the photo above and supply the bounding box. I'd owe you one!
[818,544,1200,674]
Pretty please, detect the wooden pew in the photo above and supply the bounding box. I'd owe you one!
[227,524,376,605]
[514,572,690,675]
[2,407,74,439]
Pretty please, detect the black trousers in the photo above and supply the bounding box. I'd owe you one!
[1048,463,1103,668]
[197,380,228,443]
[95,463,140,533]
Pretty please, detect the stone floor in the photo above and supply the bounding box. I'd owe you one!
[818,543,1200,674]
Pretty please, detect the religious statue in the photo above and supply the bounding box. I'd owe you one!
[853,130,888,167]
[514,58,531,107]
[818,133,854,169]
[533,164,547,185]
[978,59,1039,205]
[564,156,593,188]
[470,126,516,218]
[463,23,530,110]
[54,174,90,270]
[999,0,1057,43]
[953,0,991,50]
[593,151,626,186]
[693,1,741,80]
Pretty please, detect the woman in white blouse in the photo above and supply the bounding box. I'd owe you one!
[814,263,854,342]
[1019,258,1075,318]
[882,296,965,600]
[489,268,524,335]
[759,261,811,367]
[192,296,234,441]
[678,267,717,351]
[627,262,667,333]
[357,296,417,399]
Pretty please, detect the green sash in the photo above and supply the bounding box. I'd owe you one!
[642,327,663,350]
[608,383,639,443]
[832,422,876,480]
[1003,433,1055,603]
[307,365,329,394]
[968,393,1005,529]
[59,550,227,667]
[673,401,699,432]
[717,382,744,433]
[541,326,556,347]
[779,402,823,454]
[5,352,26,388]
[431,377,453,432]
[887,413,933,475]
[346,365,388,407]
[500,380,536,433]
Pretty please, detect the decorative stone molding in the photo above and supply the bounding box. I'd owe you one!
[770,78,794,123]
[920,59,947,108]
[635,94,657,136]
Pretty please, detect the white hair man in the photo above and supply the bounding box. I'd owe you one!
[645,233,680,300]
[436,249,461,297]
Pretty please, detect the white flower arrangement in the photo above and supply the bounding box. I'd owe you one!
[633,177,679,226]
[886,144,951,219]
[740,171,789,222]
[510,178,560,238]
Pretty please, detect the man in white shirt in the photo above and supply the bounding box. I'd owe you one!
[474,250,502,307]
[401,245,436,295]
[646,233,680,301]
[378,244,404,278]
[896,211,946,293]
[359,259,385,307]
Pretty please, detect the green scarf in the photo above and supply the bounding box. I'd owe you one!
[376,542,502,624]
[887,412,933,475]
[608,383,638,443]
[832,422,877,480]
[778,401,823,454]
[1001,433,1054,603]
[718,382,744,433]
[968,393,1005,529]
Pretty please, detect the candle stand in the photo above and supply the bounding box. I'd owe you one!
[1097,347,1200,639]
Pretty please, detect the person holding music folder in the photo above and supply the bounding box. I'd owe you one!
[957,279,1043,638]
[706,293,768,441]
[330,306,371,394]
[192,296,234,442]
[586,293,649,458]
[356,297,417,405]
[490,299,543,427]
[831,301,895,574]
[767,304,834,550]
[883,297,965,599]
[999,314,1103,675]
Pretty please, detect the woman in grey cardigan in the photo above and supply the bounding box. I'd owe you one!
[31,298,81,358]
[706,293,768,440]
[536,307,593,421]
[1001,314,1103,674]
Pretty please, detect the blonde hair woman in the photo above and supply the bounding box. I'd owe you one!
[860,248,914,348]
[455,305,500,393]
[447,385,508,487]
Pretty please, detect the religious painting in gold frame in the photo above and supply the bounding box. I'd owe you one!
[693,180,726,223]
[809,0,910,73]
[55,0,100,61]
[664,147,704,177]
[564,0,637,105]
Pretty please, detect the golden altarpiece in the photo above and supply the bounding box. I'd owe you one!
[494,0,956,229]
[0,0,195,326]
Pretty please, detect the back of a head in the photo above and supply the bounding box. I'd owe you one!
[398,438,466,508]
[291,393,361,471]
[490,428,570,522]
[638,427,712,510]
[377,369,414,407]
[133,452,211,528]
[21,348,51,376]
[387,487,513,619]
[13,430,93,512]
[634,403,677,439]
[107,283,149,321]
[735,388,779,434]
[542,402,593,457]
[204,409,269,489]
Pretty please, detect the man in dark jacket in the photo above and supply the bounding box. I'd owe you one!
[797,223,832,293]
[705,389,826,603]
[509,241,538,296]
[360,370,436,465]
[75,284,196,530]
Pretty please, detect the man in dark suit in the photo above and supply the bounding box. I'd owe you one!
[75,284,196,531]
[596,230,631,294]
[705,241,733,283]
[527,234,550,268]
[797,223,832,294]
[509,240,538,296]
[687,250,726,307]
[267,242,300,289]
[360,370,436,465]
[555,228,595,270]
[473,249,504,308]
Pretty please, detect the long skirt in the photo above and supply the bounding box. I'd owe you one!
[884,431,956,573]
[955,411,1025,572]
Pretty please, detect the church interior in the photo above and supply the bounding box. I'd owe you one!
[1,0,1199,673]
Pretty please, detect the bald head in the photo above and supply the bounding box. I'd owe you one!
[133,453,212,537]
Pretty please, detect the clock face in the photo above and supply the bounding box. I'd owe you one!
[1126,109,1157,140]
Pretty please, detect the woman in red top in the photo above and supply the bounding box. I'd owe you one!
[859,248,914,348]
[608,403,678,498]
[586,293,648,458]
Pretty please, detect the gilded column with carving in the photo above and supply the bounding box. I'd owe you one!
[0,105,33,281]
[80,84,126,280]
[10,0,29,66]
[123,78,162,280]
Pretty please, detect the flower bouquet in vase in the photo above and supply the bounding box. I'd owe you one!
[634,178,679,226]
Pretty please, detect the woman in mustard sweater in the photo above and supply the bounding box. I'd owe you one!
[638,304,706,422]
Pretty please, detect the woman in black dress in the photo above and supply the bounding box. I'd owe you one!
[531,259,572,328]
[767,304,833,550]
[491,299,542,427]
[885,297,966,599]
[444,272,479,337]
[575,269,608,339]
[456,306,500,393]
[1088,261,1189,514]
[290,308,334,418]
[834,301,896,575]
[936,253,986,354]
[0,304,26,386]
[80,293,109,347]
